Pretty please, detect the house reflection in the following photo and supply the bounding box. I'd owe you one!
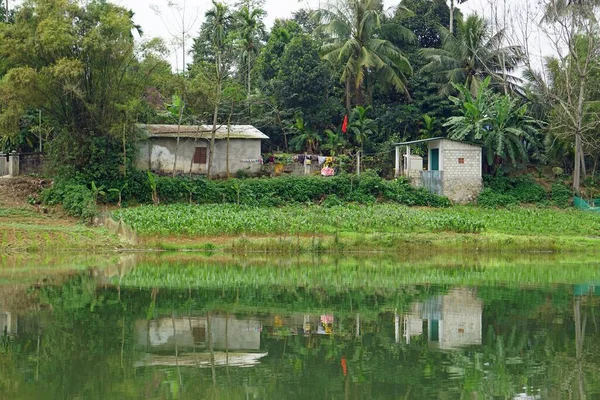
[135,315,266,368]
[403,288,483,350]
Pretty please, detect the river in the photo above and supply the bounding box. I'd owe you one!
[0,252,598,399]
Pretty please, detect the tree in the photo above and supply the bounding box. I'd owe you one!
[203,0,234,179]
[449,0,468,34]
[277,34,340,132]
[237,5,266,98]
[525,0,600,192]
[317,0,415,111]
[0,0,164,183]
[289,117,321,153]
[348,106,376,151]
[421,15,523,96]
[445,77,542,168]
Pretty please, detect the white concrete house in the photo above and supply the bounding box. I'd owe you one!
[136,124,269,177]
[394,138,483,203]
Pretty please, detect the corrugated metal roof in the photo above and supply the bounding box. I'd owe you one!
[393,137,482,148]
[137,124,269,140]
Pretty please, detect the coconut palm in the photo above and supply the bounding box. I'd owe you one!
[421,15,523,96]
[317,0,415,111]
[237,5,266,97]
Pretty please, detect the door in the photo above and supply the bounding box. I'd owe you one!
[430,148,440,171]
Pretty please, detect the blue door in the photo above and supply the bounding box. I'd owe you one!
[430,148,440,171]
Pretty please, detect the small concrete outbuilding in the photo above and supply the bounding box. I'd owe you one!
[394,138,483,204]
[136,124,269,177]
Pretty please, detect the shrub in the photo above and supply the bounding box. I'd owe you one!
[41,181,97,220]
[551,182,572,208]
[477,189,519,208]
[482,175,548,206]
[45,170,452,210]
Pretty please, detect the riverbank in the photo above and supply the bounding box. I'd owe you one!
[1,201,599,254]
[117,203,600,253]
[0,206,122,252]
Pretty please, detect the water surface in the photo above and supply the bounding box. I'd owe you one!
[0,253,599,399]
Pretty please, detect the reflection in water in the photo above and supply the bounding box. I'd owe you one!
[0,255,599,399]
[404,287,483,349]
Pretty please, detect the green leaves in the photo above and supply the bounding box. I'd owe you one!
[445,78,543,166]
[318,0,415,106]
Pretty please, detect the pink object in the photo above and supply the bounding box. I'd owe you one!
[321,167,335,177]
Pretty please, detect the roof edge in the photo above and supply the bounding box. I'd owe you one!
[393,137,482,147]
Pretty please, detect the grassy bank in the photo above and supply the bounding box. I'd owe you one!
[114,203,600,253]
[0,206,122,253]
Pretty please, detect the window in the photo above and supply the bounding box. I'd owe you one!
[458,158,465,164]
[193,147,207,164]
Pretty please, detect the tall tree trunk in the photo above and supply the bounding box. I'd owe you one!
[172,105,184,178]
[345,77,351,113]
[189,124,201,177]
[449,0,455,34]
[4,0,7,23]
[208,52,222,180]
[247,53,252,99]
[226,118,231,179]
[574,76,587,193]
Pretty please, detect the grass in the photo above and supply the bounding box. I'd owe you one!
[0,206,123,253]
[114,204,600,253]
[109,252,600,291]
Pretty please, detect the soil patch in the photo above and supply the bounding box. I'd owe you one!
[0,177,51,207]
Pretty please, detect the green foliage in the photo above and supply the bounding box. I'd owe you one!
[41,181,97,220]
[445,77,542,167]
[478,175,549,207]
[317,0,415,107]
[0,0,162,176]
[477,189,520,208]
[115,203,482,237]
[421,15,523,95]
[551,182,572,208]
[138,172,450,208]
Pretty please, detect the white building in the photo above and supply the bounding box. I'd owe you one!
[394,138,483,204]
[136,124,269,177]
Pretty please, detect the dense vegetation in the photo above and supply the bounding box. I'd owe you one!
[115,203,600,238]
[2,0,600,201]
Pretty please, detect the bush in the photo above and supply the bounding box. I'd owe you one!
[477,189,519,208]
[41,181,97,220]
[481,175,548,206]
[551,182,572,208]
[45,169,452,210]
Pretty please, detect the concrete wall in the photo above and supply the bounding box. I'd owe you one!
[438,288,482,350]
[436,140,483,204]
[0,155,7,176]
[137,137,263,177]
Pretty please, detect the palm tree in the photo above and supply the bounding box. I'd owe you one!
[317,0,415,111]
[421,15,523,96]
[205,0,233,178]
[237,5,266,98]
[289,117,322,154]
[348,105,376,151]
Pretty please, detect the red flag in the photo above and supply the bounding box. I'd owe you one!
[342,115,348,134]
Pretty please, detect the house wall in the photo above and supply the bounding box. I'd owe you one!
[438,140,483,204]
[136,137,263,176]
[439,288,482,350]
